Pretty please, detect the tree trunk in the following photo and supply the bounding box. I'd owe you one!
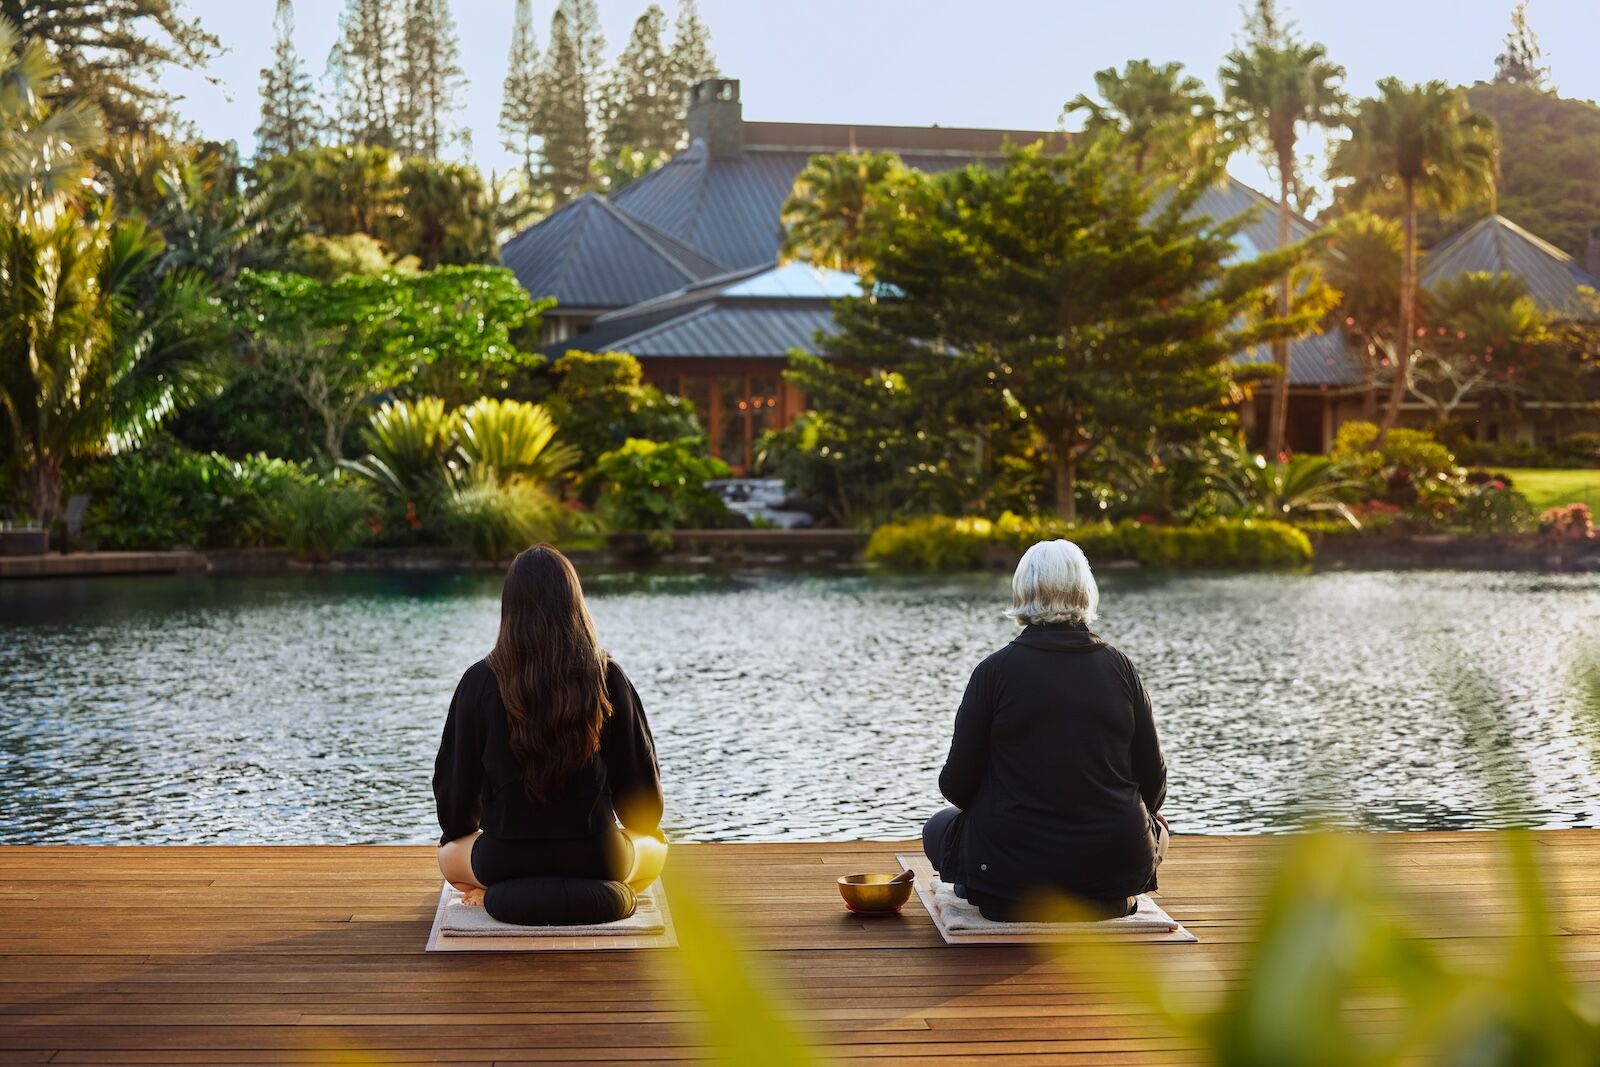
[1053,446,1076,524]
[1265,160,1294,459]
[1378,182,1417,444]
[31,454,62,531]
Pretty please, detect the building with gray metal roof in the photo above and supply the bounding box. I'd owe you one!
[1421,213,1600,316]
[504,78,1597,462]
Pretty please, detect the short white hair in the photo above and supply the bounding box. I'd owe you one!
[1004,539,1099,627]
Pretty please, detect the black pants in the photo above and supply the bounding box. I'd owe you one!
[922,805,1158,921]
[470,830,636,926]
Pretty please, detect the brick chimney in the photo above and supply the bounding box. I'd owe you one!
[686,78,742,158]
[1587,223,1600,281]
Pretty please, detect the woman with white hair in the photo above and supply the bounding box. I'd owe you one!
[922,539,1168,920]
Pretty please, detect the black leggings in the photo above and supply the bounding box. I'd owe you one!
[470,830,636,926]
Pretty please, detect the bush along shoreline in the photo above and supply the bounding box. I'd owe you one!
[865,515,1314,571]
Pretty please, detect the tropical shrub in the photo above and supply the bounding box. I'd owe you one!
[865,514,1311,570]
[1333,420,1458,482]
[1234,453,1362,527]
[546,351,703,470]
[440,475,560,562]
[1458,479,1536,534]
[344,396,460,500]
[452,398,579,486]
[592,437,732,531]
[1122,519,1313,568]
[266,475,376,562]
[73,447,309,549]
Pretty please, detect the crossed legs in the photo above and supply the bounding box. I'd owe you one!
[437,830,485,906]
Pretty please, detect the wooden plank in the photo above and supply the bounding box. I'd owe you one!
[0,834,1596,1063]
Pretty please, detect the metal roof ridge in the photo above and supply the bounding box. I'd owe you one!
[596,300,719,352]
[593,261,773,323]
[1487,213,1588,270]
[499,190,586,256]
[593,195,726,281]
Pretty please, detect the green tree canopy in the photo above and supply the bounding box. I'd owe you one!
[790,142,1327,522]
[779,151,911,276]
[3,0,219,133]
[230,266,552,459]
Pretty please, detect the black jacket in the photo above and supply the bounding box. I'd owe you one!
[938,624,1166,904]
[433,658,663,846]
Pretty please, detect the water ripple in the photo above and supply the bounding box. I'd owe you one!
[2,568,1598,843]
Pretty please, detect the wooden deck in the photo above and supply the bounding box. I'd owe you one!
[2,833,1598,1064]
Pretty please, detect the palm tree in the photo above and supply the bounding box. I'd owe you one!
[1320,211,1404,419]
[780,151,906,276]
[1329,79,1498,442]
[0,212,224,526]
[98,136,282,284]
[1220,1,1345,458]
[0,17,103,225]
[1064,59,1218,178]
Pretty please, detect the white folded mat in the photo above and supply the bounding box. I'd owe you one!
[896,853,1198,944]
[425,882,677,952]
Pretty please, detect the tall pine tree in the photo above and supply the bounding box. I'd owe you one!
[395,0,468,158]
[1494,0,1550,90]
[535,8,593,203]
[668,0,719,130]
[557,0,607,127]
[499,0,542,179]
[256,0,320,158]
[326,0,396,148]
[602,6,678,157]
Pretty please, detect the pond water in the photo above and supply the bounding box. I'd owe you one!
[2,568,1599,844]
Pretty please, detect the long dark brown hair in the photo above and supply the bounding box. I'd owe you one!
[485,544,612,802]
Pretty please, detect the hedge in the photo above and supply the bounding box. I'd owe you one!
[864,513,1312,570]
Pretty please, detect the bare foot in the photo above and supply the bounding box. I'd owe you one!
[459,887,485,907]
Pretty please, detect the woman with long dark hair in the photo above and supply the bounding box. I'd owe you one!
[434,545,666,925]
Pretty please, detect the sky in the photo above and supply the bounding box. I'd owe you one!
[165,0,1600,206]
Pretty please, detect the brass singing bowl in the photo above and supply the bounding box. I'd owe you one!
[837,873,913,914]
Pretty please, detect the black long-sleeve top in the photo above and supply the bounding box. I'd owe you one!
[938,623,1166,903]
[433,657,663,846]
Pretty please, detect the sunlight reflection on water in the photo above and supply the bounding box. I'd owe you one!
[2,567,1598,843]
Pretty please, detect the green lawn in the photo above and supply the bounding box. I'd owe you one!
[1501,468,1600,512]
